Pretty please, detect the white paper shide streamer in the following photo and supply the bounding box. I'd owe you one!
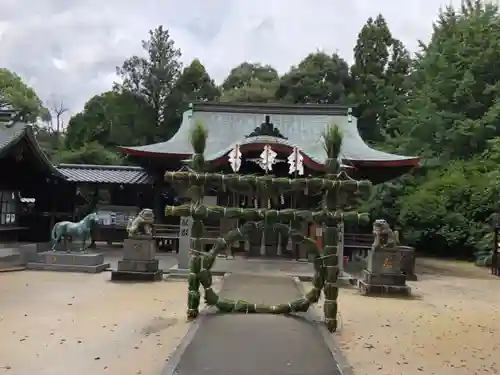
[228,144,242,172]
[287,147,304,175]
[258,144,277,172]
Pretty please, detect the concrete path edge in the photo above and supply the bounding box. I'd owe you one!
[292,277,355,375]
[161,273,229,375]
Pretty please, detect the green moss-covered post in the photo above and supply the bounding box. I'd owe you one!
[321,125,343,333]
[186,121,208,319]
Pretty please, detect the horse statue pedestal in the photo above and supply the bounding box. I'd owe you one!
[111,236,162,281]
[26,250,110,273]
[358,220,411,297]
[27,213,109,273]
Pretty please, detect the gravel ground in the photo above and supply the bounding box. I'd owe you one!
[0,271,221,375]
[304,259,500,375]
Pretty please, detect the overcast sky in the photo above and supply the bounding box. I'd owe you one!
[0,0,461,116]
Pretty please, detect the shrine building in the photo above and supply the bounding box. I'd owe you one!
[119,102,420,258]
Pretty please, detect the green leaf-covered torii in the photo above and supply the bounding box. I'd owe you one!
[164,120,372,332]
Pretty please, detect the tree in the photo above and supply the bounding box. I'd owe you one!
[0,68,50,122]
[275,52,351,104]
[397,158,498,258]
[64,90,155,150]
[219,79,278,103]
[174,59,220,103]
[48,96,68,133]
[165,59,221,134]
[350,14,411,143]
[392,0,500,160]
[116,25,182,142]
[56,142,124,165]
[222,62,278,91]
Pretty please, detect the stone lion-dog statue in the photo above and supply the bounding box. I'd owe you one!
[127,208,155,237]
[371,219,397,251]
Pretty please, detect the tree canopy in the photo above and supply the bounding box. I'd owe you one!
[0,68,50,122]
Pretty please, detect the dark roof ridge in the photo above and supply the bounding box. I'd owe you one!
[57,163,145,171]
[191,102,356,115]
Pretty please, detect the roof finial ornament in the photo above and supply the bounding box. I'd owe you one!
[245,115,287,139]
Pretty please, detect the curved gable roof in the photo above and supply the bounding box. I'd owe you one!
[119,102,421,168]
[0,111,64,179]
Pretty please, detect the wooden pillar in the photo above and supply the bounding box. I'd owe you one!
[153,179,163,224]
[49,179,56,232]
[71,184,78,221]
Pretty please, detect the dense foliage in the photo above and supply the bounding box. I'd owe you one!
[2,0,499,262]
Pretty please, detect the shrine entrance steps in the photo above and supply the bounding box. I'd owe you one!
[163,274,344,375]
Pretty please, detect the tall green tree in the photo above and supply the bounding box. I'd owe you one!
[351,14,411,143]
[64,90,155,150]
[220,62,279,103]
[116,25,182,142]
[174,59,220,103]
[219,79,278,103]
[393,0,500,160]
[222,62,278,91]
[276,52,351,104]
[166,59,221,132]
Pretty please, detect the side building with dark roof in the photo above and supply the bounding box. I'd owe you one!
[0,110,156,243]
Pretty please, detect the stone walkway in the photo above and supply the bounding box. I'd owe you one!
[169,274,340,375]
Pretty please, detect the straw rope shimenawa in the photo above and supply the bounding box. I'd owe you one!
[164,120,372,332]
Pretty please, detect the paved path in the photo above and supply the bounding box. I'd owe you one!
[170,274,340,375]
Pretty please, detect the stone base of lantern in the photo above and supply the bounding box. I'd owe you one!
[358,270,411,297]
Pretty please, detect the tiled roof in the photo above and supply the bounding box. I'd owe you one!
[0,110,28,154]
[0,110,65,178]
[119,102,420,165]
[56,164,153,184]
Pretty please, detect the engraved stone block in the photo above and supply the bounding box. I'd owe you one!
[26,251,109,273]
[122,238,156,261]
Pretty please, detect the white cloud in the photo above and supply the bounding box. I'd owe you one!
[0,0,462,116]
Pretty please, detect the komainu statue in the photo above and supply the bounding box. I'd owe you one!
[371,219,396,251]
[127,208,155,237]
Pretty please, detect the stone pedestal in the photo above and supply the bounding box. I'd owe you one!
[111,237,162,281]
[358,248,411,296]
[26,251,109,273]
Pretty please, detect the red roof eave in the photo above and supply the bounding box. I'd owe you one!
[119,145,422,169]
[347,156,422,168]
[118,146,190,159]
